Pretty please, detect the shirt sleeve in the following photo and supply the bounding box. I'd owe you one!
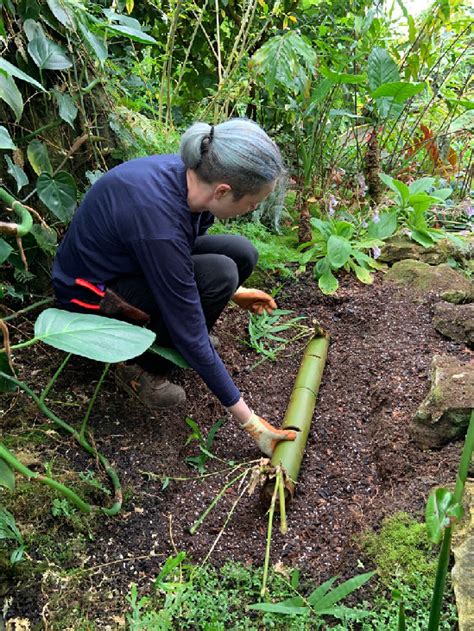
[129,237,241,407]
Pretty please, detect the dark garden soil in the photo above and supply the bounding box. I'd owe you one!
[2,272,471,627]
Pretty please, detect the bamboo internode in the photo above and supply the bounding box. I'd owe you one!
[262,329,330,503]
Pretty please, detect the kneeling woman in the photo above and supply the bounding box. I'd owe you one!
[52,118,295,457]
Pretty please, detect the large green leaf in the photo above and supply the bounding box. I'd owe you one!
[0,59,46,92]
[408,177,435,194]
[34,309,156,363]
[28,36,72,70]
[0,458,15,491]
[0,126,16,150]
[368,47,400,92]
[367,211,398,239]
[52,89,78,127]
[379,173,409,205]
[0,72,23,121]
[149,344,190,369]
[27,140,52,175]
[77,20,108,66]
[327,235,352,268]
[320,68,366,85]
[5,156,28,192]
[371,81,425,103]
[318,269,339,294]
[37,171,77,223]
[251,31,316,94]
[47,0,76,27]
[101,23,157,45]
[0,238,13,264]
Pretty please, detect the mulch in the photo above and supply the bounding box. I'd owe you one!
[2,271,470,625]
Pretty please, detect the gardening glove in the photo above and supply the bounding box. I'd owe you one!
[232,287,277,315]
[241,412,297,457]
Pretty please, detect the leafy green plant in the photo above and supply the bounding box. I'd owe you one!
[379,173,454,247]
[184,417,226,474]
[249,570,375,622]
[0,309,156,515]
[0,505,25,565]
[299,217,386,294]
[244,309,308,363]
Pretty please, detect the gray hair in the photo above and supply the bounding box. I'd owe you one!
[179,118,285,200]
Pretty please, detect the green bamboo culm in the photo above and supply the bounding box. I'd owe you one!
[263,330,329,502]
[0,187,33,237]
[428,409,474,631]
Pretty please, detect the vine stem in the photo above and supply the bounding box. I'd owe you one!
[40,353,72,404]
[0,371,122,515]
[80,363,110,440]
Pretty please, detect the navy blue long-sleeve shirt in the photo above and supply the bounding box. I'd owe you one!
[52,154,241,407]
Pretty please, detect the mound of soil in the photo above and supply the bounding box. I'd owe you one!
[2,272,470,625]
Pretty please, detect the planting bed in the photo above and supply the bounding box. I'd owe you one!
[2,272,470,625]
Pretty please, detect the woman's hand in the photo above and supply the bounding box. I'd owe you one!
[232,287,277,315]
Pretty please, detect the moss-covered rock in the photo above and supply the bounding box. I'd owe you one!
[410,355,474,448]
[452,481,474,631]
[379,235,473,267]
[384,259,473,298]
[433,302,474,347]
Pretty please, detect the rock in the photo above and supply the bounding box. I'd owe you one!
[410,355,474,448]
[433,302,474,347]
[384,259,473,298]
[452,481,474,631]
[440,289,472,305]
[379,235,473,266]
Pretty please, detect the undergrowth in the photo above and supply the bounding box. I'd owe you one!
[209,221,302,280]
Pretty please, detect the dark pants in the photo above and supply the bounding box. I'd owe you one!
[108,234,258,373]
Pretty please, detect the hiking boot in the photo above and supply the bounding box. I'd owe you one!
[115,363,186,409]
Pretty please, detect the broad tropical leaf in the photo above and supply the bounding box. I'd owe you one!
[100,23,158,45]
[37,171,77,222]
[320,68,366,84]
[47,0,76,27]
[0,126,16,150]
[34,309,156,363]
[368,47,400,91]
[52,89,78,127]
[0,73,23,121]
[28,36,72,70]
[5,156,28,192]
[408,177,435,194]
[149,344,190,369]
[251,31,316,95]
[27,140,52,175]
[77,20,108,65]
[0,59,46,92]
[371,81,425,102]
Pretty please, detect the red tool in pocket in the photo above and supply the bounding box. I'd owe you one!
[70,278,150,324]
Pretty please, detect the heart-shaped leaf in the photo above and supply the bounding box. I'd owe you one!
[37,171,77,222]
